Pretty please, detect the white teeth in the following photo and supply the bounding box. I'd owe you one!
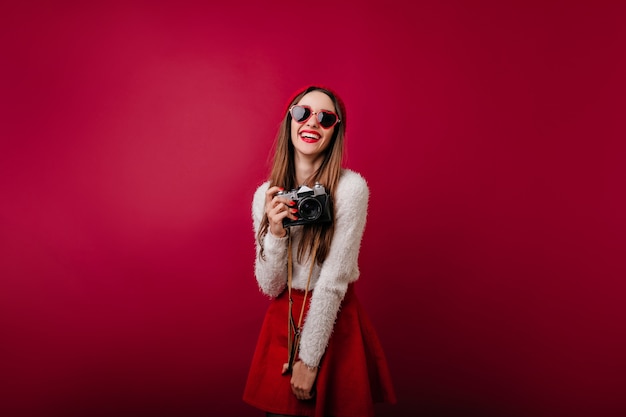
[301,133,320,139]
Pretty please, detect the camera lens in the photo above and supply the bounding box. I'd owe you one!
[298,197,322,221]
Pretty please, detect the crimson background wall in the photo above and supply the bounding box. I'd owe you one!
[1,1,625,416]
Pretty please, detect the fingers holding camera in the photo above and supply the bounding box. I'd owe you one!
[269,195,298,222]
[268,201,298,237]
[265,186,298,237]
[265,186,283,207]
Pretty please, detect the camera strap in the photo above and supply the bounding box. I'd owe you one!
[285,231,318,374]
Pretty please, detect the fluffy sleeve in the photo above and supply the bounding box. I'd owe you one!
[252,182,289,297]
[298,170,369,367]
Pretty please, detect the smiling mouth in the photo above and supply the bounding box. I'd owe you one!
[300,131,321,143]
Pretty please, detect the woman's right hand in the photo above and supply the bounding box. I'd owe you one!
[265,186,298,238]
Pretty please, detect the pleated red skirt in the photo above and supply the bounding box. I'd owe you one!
[243,284,397,417]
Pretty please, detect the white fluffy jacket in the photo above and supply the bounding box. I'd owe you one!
[252,169,369,367]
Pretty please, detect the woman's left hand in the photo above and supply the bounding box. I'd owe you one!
[290,360,318,401]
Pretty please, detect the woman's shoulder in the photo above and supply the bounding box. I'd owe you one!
[338,169,368,192]
[255,180,271,194]
[253,180,271,205]
[336,169,369,202]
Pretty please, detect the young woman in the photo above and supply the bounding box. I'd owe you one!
[243,86,396,417]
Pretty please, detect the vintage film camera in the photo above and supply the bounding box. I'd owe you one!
[278,183,332,228]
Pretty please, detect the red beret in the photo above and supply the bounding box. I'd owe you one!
[284,85,346,128]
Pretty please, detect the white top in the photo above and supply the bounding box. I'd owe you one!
[252,169,369,367]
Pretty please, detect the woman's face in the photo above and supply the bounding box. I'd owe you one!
[290,91,337,161]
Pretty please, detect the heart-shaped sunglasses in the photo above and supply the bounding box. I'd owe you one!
[289,105,340,129]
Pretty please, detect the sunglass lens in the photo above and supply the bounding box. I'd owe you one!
[319,112,337,128]
[291,106,310,123]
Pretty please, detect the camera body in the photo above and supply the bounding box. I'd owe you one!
[279,183,332,228]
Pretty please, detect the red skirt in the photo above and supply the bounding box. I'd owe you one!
[243,284,397,417]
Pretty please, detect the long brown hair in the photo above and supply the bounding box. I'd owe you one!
[257,86,346,265]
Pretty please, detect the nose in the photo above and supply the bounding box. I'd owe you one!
[305,110,320,127]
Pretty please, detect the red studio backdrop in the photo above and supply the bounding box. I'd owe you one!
[1,2,625,417]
